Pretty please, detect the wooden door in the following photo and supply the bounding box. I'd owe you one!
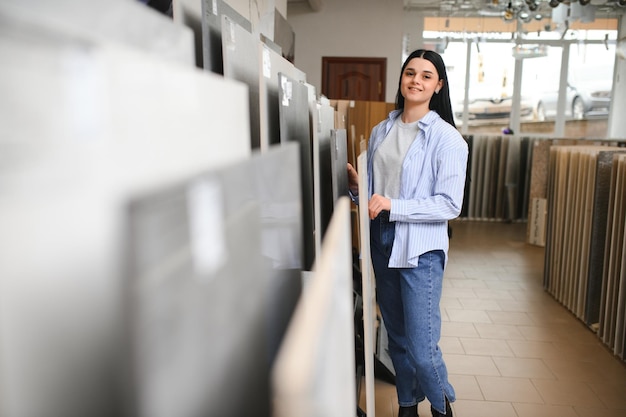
[322,57,386,102]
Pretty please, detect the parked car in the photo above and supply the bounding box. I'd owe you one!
[535,81,611,121]
[454,88,535,122]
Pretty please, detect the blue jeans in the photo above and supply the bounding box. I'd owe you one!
[370,212,455,414]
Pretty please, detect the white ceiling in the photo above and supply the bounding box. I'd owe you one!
[288,0,624,17]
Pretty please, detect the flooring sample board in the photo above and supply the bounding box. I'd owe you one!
[494,137,504,217]
[259,42,306,150]
[278,72,316,270]
[222,14,261,149]
[199,0,251,73]
[358,151,377,417]
[172,0,204,68]
[331,129,349,204]
[528,197,547,246]
[528,140,620,231]
[1,0,195,66]
[461,135,473,218]
[316,99,337,242]
[519,137,533,221]
[543,146,623,322]
[310,99,323,257]
[273,9,295,62]
[482,136,498,218]
[124,144,303,417]
[600,154,626,352]
[272,198,356,417]
[469,136,485,219]
[201,0,223,73]
[330,99,350,131]
[505,135,521,221]
[0,15,250,417]
[585,150,626,325]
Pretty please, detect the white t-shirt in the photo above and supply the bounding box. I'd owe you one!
[373,117,419,199]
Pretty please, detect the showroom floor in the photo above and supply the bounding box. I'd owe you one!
[359,220,626,417]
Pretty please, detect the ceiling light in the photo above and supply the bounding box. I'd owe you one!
[504,1,514,20]
[549,0,559,7]
[478,9,505,16]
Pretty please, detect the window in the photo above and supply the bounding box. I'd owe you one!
[423,17,617,138]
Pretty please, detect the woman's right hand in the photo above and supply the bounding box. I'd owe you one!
[347,163,359,195]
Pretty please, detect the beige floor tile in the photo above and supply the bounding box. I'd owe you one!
[459,337,515,357]
[586,380,626,409]
[440,296,463,309]
[495,299,540,312]
[440,336,465,354]
[517,325,568,342]
[595,357,626,385]
[552,340,616,362]
[506,340,564,360]
[448,278,488,289]
[441,287,480,299]
[443,265,467,279]
[465,264,509,273]
[512,403,579,417]
[446,309,492,324]
[445,354,500,376]
[572,405,618,417]
[508,302,567,316]
[532,379,605,407]
[449,375,484,400]
[492,356,555,379]
[474,323,526,340]
[496,270,543,281]
[450,399,518,417]
[542,357,609,384]
[458,298,502,311]
[486,310,535,325]
[462,270,502,281]
[477,375,544,403]
[441,322,480,338]
[484,280,526,291]
[474,288,517,301]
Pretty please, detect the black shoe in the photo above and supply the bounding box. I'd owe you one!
[431,397,452,417]
[398,404,418,417]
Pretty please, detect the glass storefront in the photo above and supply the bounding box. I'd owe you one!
[422,17,617,138]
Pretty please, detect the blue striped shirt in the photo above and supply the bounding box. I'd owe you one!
[366,110,468,267]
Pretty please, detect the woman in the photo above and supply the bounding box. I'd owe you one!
[347,49,468,417]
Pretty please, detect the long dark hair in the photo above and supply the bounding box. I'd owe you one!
[395,49,456,128]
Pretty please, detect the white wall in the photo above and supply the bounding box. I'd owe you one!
[608,15,626,140]
[286,0,404,102]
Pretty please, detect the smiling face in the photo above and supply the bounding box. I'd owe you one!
[400,57,443,108]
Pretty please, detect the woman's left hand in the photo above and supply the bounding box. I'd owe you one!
[368,194,391,220]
